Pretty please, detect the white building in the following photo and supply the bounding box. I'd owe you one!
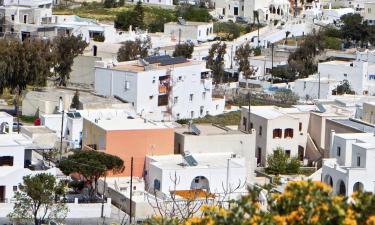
[164,21,215,44]
[322,132,375,196]
[146,152,247,194]
[364,2,375,25]
[174,124,256,180]
[0,134,57,202]
[94,55,225,120]
[212,0,290,23]
[293,75,340,100]
[239,105,314,166]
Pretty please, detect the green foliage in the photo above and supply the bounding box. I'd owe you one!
[235,43,254,80]
[333,79,355,95]
[173,42,194,59]
[115,1,145,30]
[104,0,117,8]
[324,36,342,50]
[118,0,125,6]
[70,89,80,110]
[146,180,375,225]
[8,174,67,225]
[273,89,299,104]
[20,115,38,124]
[266,148,301,175]
[53,35,88,86]
[117,37,152,61]
[272,67,296,82]
[93,35,105,42]
[175,5,212,22]
[58,150,124,198]
[183,111,241,126]
[68,180,84,193]
[340,13,367,45]
[253,47,261,56]
[206,42,226,83]
[214,21,241,41]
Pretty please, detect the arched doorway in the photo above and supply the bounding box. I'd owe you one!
[337,180,346,196]
[353,182,364,192]
[191,176,210,191]
[323,174,333,187]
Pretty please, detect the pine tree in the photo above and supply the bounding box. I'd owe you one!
[133,1,145,29]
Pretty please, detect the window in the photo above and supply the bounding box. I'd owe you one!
[11,15,14,21]
[216,104,219,110]
[229,4,230,9]
[234,7,238,16]
[357,156,361,167]
[124,81,130,91]
[273,129,282,138]
[152,79,156,84]
[299,122,302,132]
[194,177,199,183]
[13,186,17,191]
[284,128,294,138]
[133,186,137,190]
[285,150,291,158]
[0,156,13,166]
[257,147,262,164]
[242,5,244,11]
[202,92,206,100]
[178,76,182,81]
[174,96,178,104]
[250,122,253,130]
[200,106,204,116]
[344,73,348,77]
[259,126,262,136]
[149,96,153,100]
[158,95,168,106]
[176,113,180,120]
[191,111,194,118]
[154,179,160,191]
[189,94,194,102]
[23,15,27,23]
[337,147,341,156]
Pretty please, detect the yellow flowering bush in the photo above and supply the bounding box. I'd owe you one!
[144,181,375,225]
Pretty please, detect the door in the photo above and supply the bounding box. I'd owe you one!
[0,186,5,203]
[234,7,238,16]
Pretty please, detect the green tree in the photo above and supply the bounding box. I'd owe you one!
[117,37,152,61]
[176,5,212,22]
[70,89,80,109]
[333,80,355,95]
[206,42,226,84]
[173,42,194,58]
[235,43,255,87]
[266,147,289,174]
[53,35,88,86]
[340,13,368,46]
[133,1,145,29]
[104,0,117,8]
[118,0,125,6]
[272,67,296,82]
[58,150,124,198]
[8,174,67,225]
[273,89,299,104]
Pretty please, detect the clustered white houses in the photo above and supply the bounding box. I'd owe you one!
[94,55,225,120]
[0,0,149,43]
[293,59,375,100]
[322,132,375,196]
[212,0,291,23]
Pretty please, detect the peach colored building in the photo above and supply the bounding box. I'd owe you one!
[82,117,174,177]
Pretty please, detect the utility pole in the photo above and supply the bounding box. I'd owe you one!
[101,173,107,219]
[247,92,251,133]
[178,28,181,45]
[129,157,134,224]
[60,109,64,160]
[271,43,274,84]
[318,72,321,99]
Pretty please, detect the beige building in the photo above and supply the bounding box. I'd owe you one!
[174,123,256,180]
[239,105,315,166]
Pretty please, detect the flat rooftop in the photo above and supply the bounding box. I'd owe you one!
[0,134,32,147]
[21,126,55,134]
[0,111,12,118]
[165,21,212,26]
[111,59,200,73]
[242,106,309,120]
[89,117,173,131]
[175,124,245,136]
[331,118,375,133]
[148,152,245,170]
[335,133,375,145]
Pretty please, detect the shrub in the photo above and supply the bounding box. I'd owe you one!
[93,35,105,42]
